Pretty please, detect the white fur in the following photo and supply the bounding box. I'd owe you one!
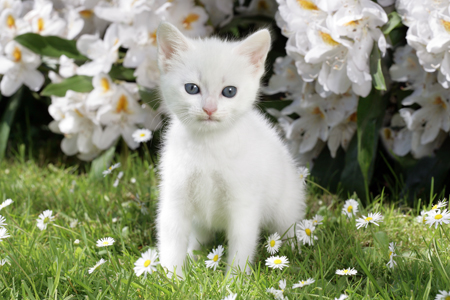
[156,22,306,277]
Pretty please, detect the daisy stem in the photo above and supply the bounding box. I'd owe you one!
[107,249,119,273]
[439,225,450,244]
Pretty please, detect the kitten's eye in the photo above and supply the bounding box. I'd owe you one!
[185,83,200,95]
[222,86,237,98]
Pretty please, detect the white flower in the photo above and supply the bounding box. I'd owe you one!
[166,1,212,38]
[96,237,115,247]
[389,45,425,85]
[23,1,66,36]
[265,232,282,254]
[435,290,450,300]
[311,214,323,226]
[112,217,118,223]
[431,200,448,210]
[37,210,55,231]
[292,278,315,288]
[76,23,121,76]
[336,267,357,276]
[74,239,80,244]
[88,258,106,274]
[0,215,6,227]
[266,280,288,300]
[94,0,153,25]
[0,199,13,211]
[133,248,160,278]
[265,256,289,270]
[262,56,304,95]
[130,178,136,184]
[425,209,450,229]
[201,0,234,27]
[102,163,121,177]
[386,242,397,269]
[416,210,428,224]
[70,219,78,228]
[221,293,237,300]
[356,212,383,229]
[0,40,44,96]
[335,295,349,300]
[132,129,152,144]
[205,245,224,270]
[297,166,310,183]
[0,227,10,241]
[342,199,359,218]
[296,219,317,246]
[113,171,124,188]
[85,73,117,111]
[0,258,10,266]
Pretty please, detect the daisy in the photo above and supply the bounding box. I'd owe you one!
[0,215,7,227]
[265,232,282,254]
[387,242,397,269]
[0,228,10,242]
[0,259,10,266]
[297,166,309,183]
[296,220,318,246]
[130,178,136,184]
[132,128,152,143]
[74,239,80,244]
[113,171,124,188]
[205,245,224,270]
[431,200,448,210]
[435,290,450,300]
[222,293,237,300]
[356,212,383,229]
[102,163,121,177]
[70,219,78,228]
[342,199,359,218]
[292,278,315,288]
[266,286,286,300]
[311,214,324,226]
[416,210,428,224]
[133,248,160,277]
[335,295,349,300]
[0,199,13,210]
[88,258,107,274]
[265,256,289,270]
[336,268,357,276]
[36,210,55,231]
[96,237,115,247]
[425,209,450,229]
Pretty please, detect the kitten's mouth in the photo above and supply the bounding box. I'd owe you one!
[200,116,219,122]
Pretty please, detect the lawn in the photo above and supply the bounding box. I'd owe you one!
[0,152,449,299]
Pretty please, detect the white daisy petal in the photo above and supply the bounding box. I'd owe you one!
[205,245,224,270]
[96,237,115,247]
[265,256,289,270]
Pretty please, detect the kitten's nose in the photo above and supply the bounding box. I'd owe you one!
[202,107,217,116]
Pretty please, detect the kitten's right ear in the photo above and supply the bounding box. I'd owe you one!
[157,22,191,73]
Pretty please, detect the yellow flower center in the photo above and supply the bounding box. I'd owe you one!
[43,217,49,223]
[297,0,319,10]
[319,31,340,46]
[432,205,438,210]
[445,296,450,300]
[433,96,447,109]
[441,19,450,32]
[140,133,146,137]
[312,106,325,119]
[213,254,219,262]
[270,240,276,247]
[13,47,21,62]
[344,19,361,26]
[116,94,129,113]
[274,259,282,264]
[109,166,113,170]
[6,15,15,28]
[365,217,373,221]
[435,214,443,220]
[389,251,392,258]
[149,30,157,46]
[74,109,83,117]
[144,260,151,267]
[343,269,349,273]
[182,14,199,30]
[347,206,353,213]
[305,228,311,236]
[301,281,305,284]
[423,217,426,224]
[100,78,110,92]
[79,9,93,18]
[103,241,109,245]
[37,18,44,32]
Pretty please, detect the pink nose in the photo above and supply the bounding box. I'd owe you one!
[203,107,217,116]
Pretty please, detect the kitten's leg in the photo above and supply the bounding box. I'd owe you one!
[187,223,213,260]
[157,201,191,278]
[226,210,260,275]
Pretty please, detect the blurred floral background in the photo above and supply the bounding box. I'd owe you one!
[1,0,449,203]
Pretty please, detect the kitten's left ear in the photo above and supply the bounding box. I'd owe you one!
[157,22,192,73]
[234,29,271,75]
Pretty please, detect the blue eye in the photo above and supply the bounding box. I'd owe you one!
[185,83,200,94]
[222,86,237,98]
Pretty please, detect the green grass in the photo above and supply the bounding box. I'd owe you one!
[0,152,449,300]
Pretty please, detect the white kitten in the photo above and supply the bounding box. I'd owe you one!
[156,22,305,277]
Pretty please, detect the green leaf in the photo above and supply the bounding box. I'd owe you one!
[340,135,366,198]
[382,12,402,35]
[370,42,386,91]
[14,33,87,60]
[0,87,22,161]
[89,146,116,180]
[311,146,346,193]
[108,64,136,81]
[373,231,389,253]
[41,75,93,97]
[356,92,388,201]
[139,88,161,110]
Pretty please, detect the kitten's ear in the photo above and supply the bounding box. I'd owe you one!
[157,22,191,73]
[234,29,271,75]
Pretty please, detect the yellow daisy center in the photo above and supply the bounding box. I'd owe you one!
[365,217,373,221]
[100,78,110,92]
[182,13,199,30]
[270,240,275,247]
[79,9,93,18]
[274,259,282,264]
[347,206,353,213]
[116,94,129,113]
[305,228,311,236]
[301,281,305,284]
[37,18,44,32]
[422,217,426,224]
[297,0,318,10]
[343,269,349,273]
[13,47,21,62]
[103,241,109,245]
[319,31,340,46]
[445,296,450,300]
[432,205,438,210]
[213,254,219,262]
[144,260,151,267]
[435,214,443,220]
[389,251,392,258]
[6,15,15,28]
[140,133,146,137]
[441,19,450,32]
[43,217,49,223]
[108,167,113,170]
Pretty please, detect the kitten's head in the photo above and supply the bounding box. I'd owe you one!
[157,22,271,132]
